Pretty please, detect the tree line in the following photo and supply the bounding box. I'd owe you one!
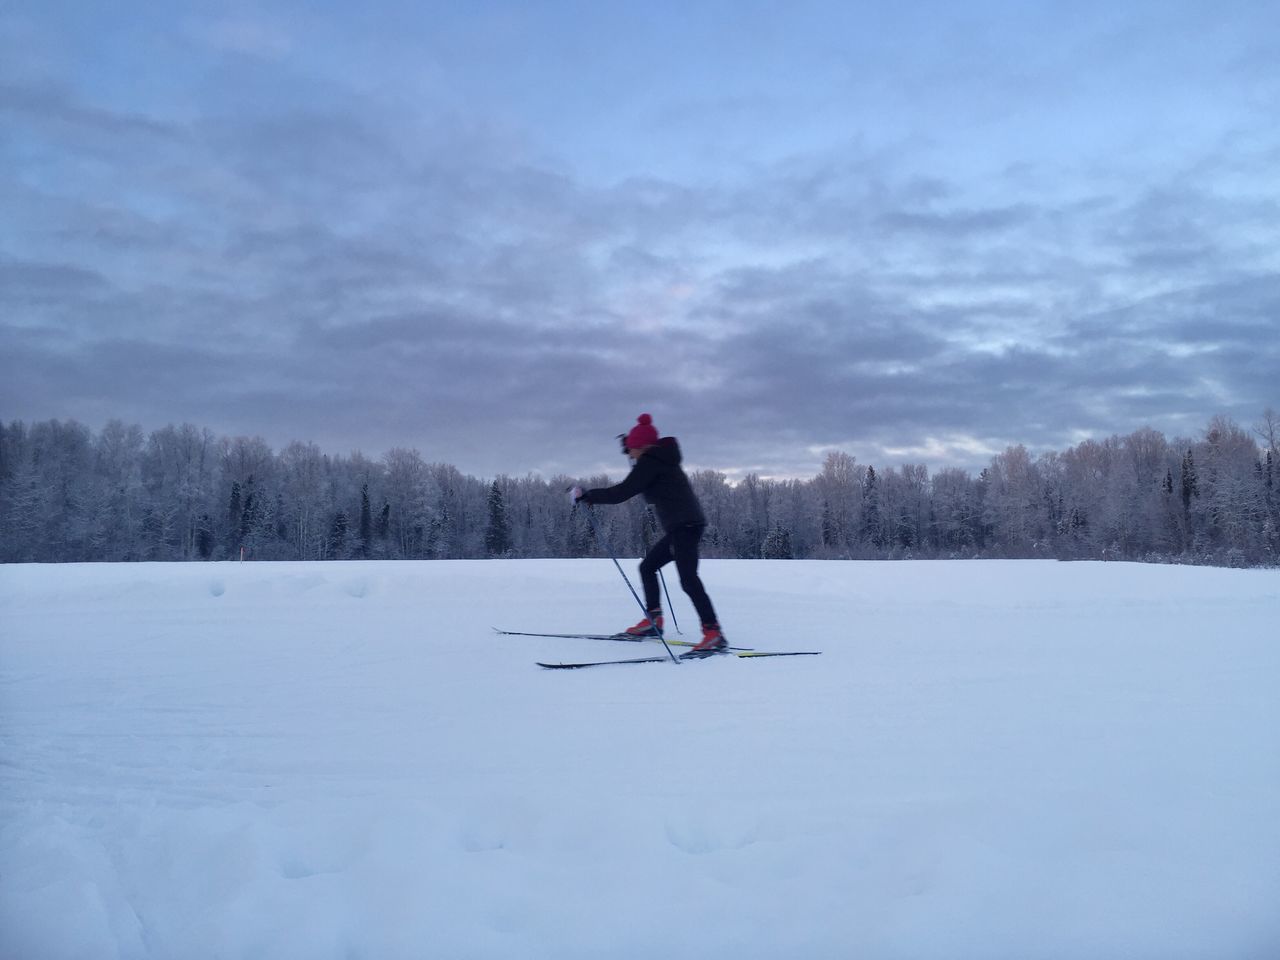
[1,412,1277,566]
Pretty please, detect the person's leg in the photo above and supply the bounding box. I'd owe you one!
[637,533,673,619]
[671,524,718,626]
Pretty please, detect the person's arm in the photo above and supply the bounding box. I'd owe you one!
[582,458,655,505]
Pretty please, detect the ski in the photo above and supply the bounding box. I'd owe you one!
[538,655,670,669]
[494,627,754,651]
[494,628,644,642]
[537,650,821,669]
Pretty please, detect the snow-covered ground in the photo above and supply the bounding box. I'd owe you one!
[1,559,1277,959]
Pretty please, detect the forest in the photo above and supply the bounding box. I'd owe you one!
[1,412,1277,567]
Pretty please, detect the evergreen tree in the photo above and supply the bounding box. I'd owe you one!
[328,510,349,559]
[359,483,373,558]
[1265,451,1275,513]
[1263,451,1278,556]
[861,466,882,547]
[1159,468,1180,552]
[1180,450,1199,550]
[239,475,259,546]
[762,523,793,559]
[484,480,513,557]
[821,500,836,549]
[227,481,242,552]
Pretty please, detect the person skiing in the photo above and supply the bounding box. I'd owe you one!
[570,414,727,655]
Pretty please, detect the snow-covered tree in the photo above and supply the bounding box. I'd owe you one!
[484,479,513,557]
[4,412,1277,567]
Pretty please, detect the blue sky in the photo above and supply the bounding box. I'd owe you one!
[2,1,1278,479]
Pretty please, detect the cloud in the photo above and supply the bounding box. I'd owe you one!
[189,16,294,61]
[0,259,111,307]
[2,26,1278,480]
[877,203,1037,236]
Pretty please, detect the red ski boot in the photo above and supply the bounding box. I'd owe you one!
[682,624,728,658]
[622,612,663,638]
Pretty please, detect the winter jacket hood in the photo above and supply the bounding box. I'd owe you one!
[645,436,683,466]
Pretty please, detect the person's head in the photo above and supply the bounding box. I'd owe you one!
[622,413,658,456]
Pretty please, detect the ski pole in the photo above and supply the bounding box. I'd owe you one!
[659,569,680,634]
[579,502,679,664]
[647,507,681,635]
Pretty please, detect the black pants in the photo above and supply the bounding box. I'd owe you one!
[640,523,718,627]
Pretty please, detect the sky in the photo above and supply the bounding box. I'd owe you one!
[2,0,1278,480]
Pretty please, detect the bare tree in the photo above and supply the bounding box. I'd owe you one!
[1254,407,1280,458]
[4,411,1278,567]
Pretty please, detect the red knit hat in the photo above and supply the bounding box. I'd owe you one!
[624,413,659,451]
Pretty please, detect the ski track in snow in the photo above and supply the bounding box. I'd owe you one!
[1,559,1278,959]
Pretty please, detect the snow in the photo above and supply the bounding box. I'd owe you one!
[2,558,1278,959]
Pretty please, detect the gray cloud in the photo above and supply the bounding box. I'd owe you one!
[2,28,1278,481]
[0,82,178,141]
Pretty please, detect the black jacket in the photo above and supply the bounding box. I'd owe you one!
[583,437,706,533]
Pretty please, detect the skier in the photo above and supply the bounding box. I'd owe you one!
[570,414,727,655]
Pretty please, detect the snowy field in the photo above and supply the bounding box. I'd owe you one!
[1,559,1278,960]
